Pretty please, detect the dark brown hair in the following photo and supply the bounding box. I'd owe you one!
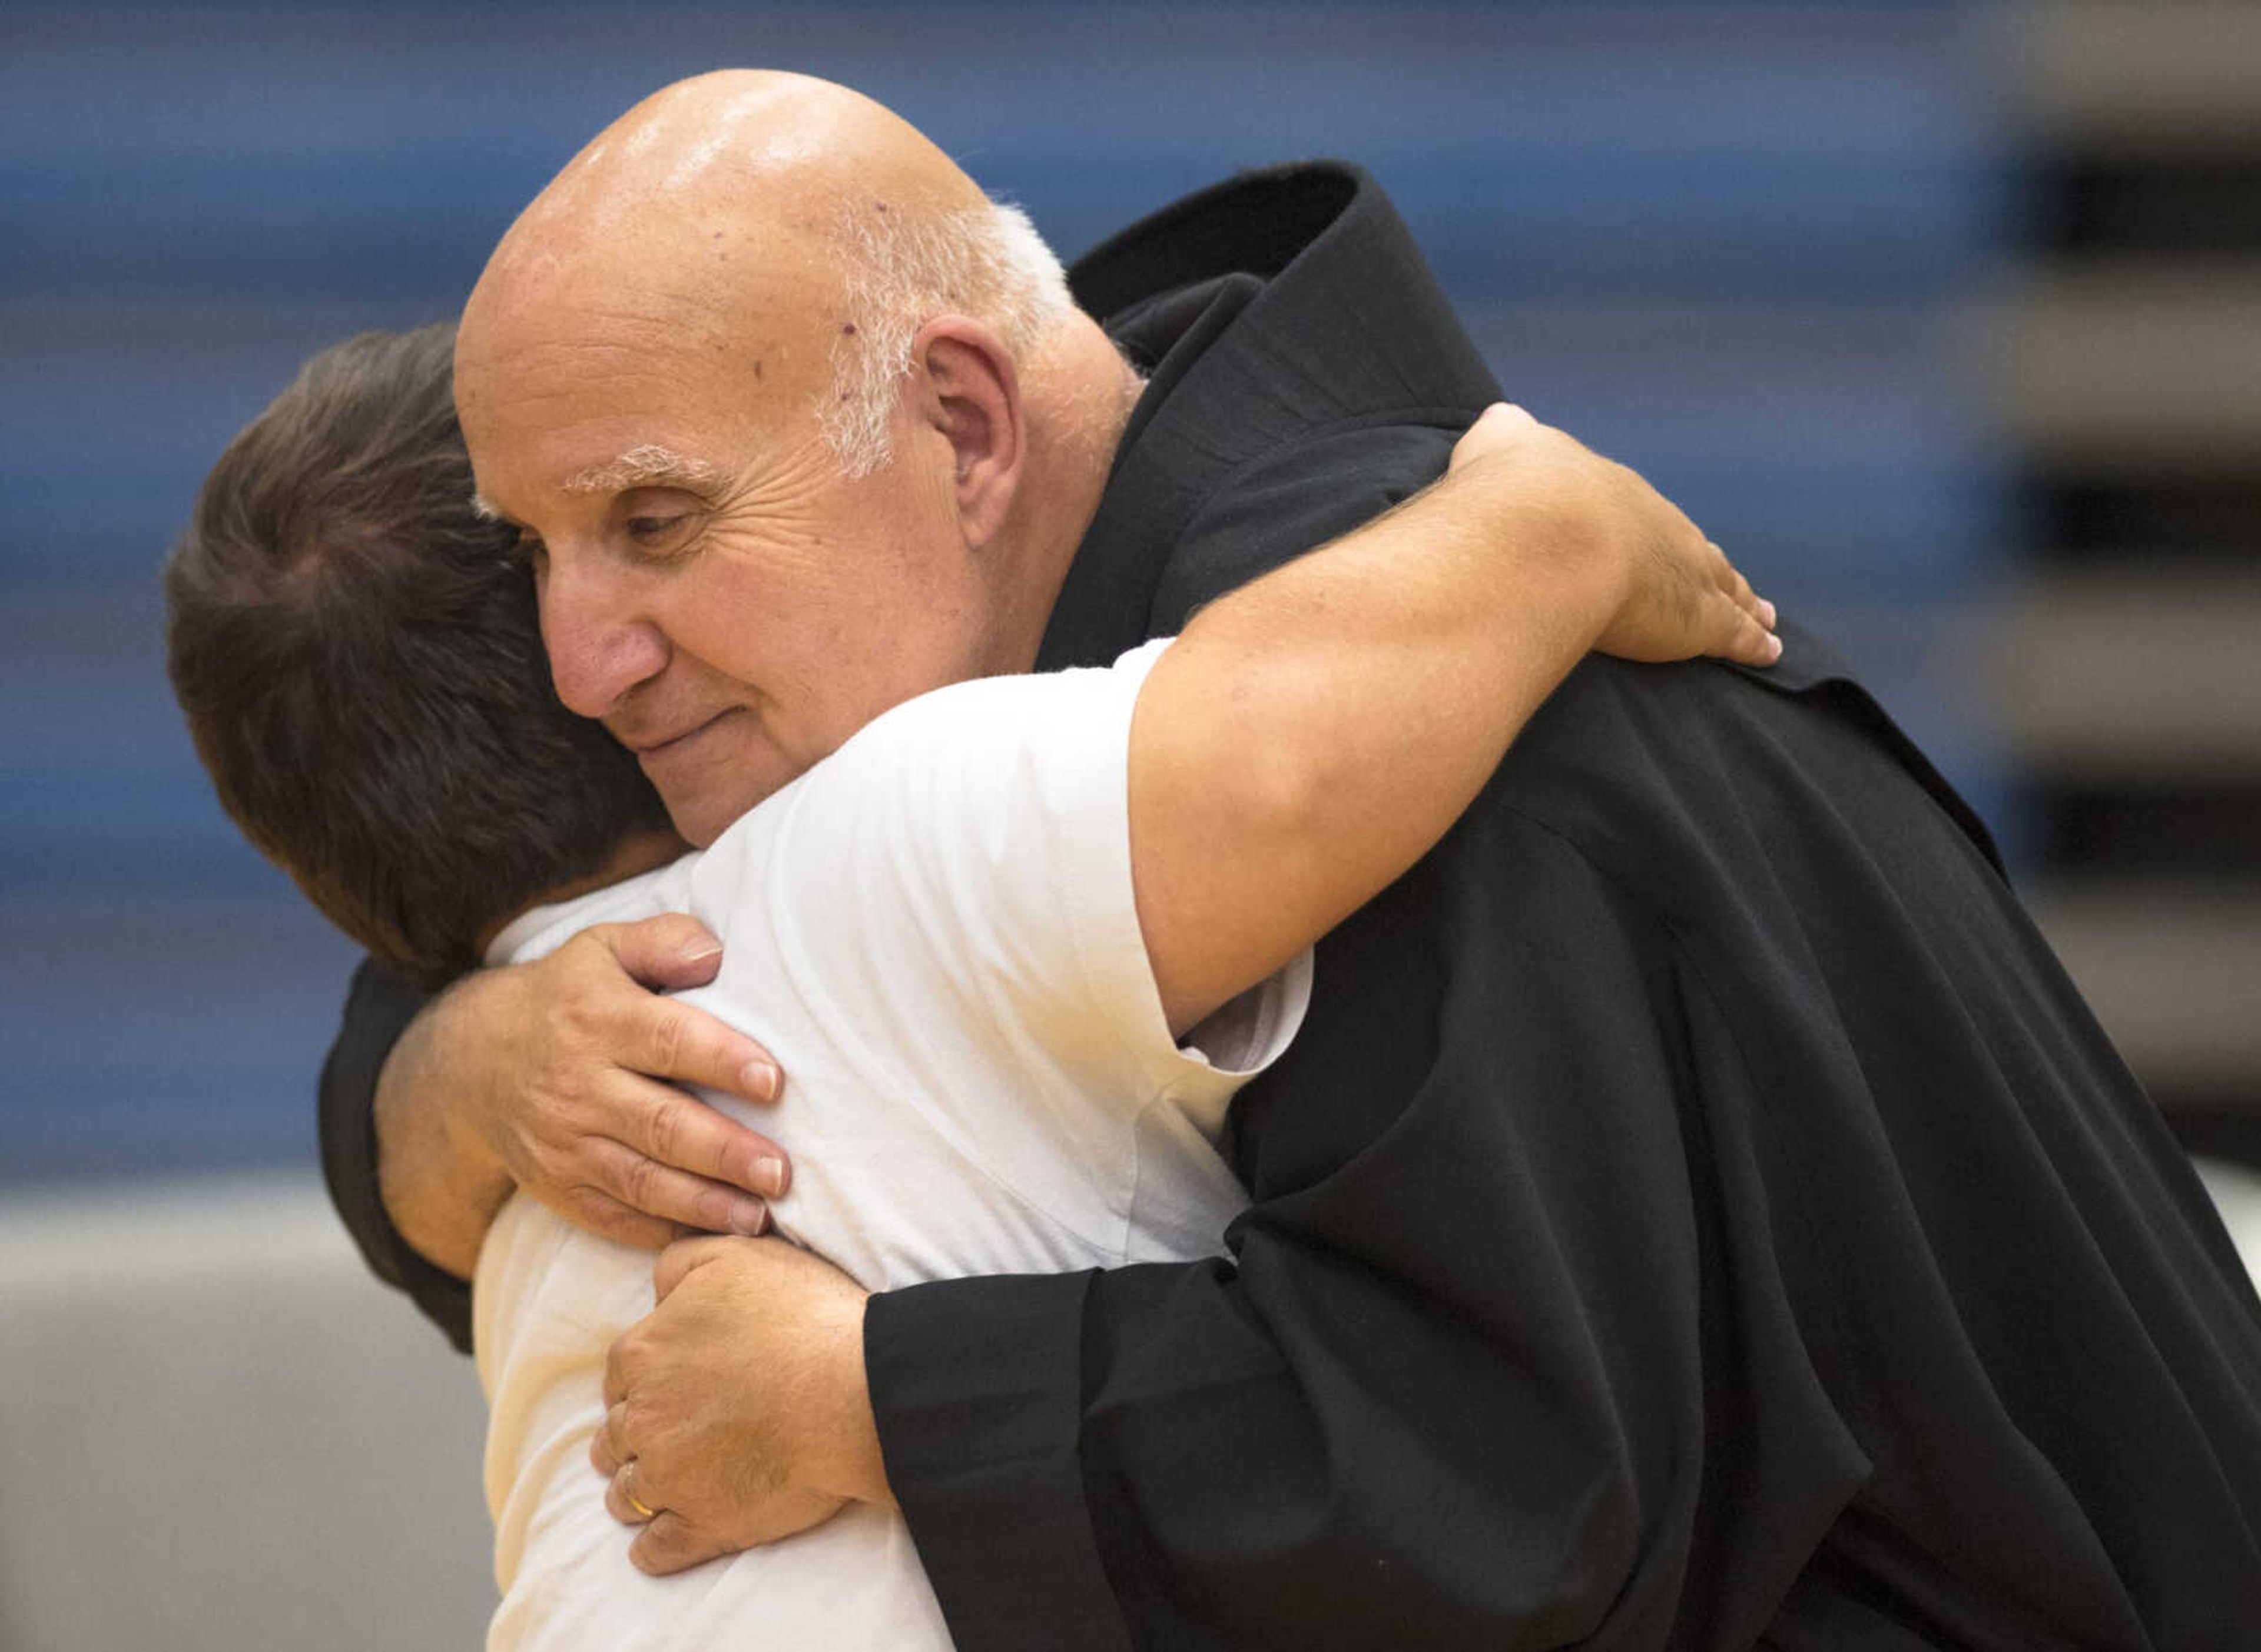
[165,323,672,988]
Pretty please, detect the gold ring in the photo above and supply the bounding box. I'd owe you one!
[621,1465,657,1522]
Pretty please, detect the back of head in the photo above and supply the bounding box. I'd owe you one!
[165,323,673,987]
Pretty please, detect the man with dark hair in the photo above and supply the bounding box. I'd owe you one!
[166,323,679,991]
[167,321,1776,1648]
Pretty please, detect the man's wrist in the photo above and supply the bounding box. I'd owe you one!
[815,1290,895,1508]
[373,975,514,1278]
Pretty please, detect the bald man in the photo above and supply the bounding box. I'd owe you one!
[322,72,2261,1651]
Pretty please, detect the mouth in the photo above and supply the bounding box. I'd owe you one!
[625,710,734,762]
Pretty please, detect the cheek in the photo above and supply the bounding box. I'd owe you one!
[645,562,777,686]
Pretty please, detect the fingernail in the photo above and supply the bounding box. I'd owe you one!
[1765,632,1784,662]
[729,1197,768,1235]
[751,1156,787,1199]
[1758,598,1778,628]
[740,1059,781,1102]
[678,939,723,965]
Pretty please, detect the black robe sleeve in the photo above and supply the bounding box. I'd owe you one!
[317,957,474,1351]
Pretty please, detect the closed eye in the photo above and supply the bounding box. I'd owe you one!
[621,510,701,562]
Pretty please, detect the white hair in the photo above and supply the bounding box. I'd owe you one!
[820,198,1076,478]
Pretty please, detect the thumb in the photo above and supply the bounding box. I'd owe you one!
[601,911,726,991]
[1448,402,1541,474]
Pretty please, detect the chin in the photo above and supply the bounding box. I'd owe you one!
[657,767,788,848]
[647,724,811,847]
[661,790,742,850]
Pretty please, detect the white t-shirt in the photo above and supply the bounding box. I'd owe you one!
[473,638,1312,1651]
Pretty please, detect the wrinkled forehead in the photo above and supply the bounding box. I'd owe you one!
[451,277,841,522]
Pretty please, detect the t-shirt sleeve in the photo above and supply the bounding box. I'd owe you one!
[692,639,1304,1192]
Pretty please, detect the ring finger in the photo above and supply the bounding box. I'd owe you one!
[608,1458,659,1525]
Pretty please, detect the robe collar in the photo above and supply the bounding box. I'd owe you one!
[1039,162,1497,672]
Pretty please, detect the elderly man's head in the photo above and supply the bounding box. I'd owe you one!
[456,71,1136,844]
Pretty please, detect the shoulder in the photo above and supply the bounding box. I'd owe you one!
[489,863,685,966]
[821,643,1169,781]
[1055,165,1503,655]
[1464,639,2000,933]
[1151,417,1466,629]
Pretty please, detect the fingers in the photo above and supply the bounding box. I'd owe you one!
[562,930,784,1106]
[1702,542,1782,666]
[603,1323,636,1407]
[1723,609,1784,667]
[634,1087,789,1201]
[585,1130,774,1238]
[598,911,727,991]
[631,1511,728,1577]
[591,1404,626,1476]
[1717,555,1776,634]
[607,1458,657,1525]
[627,997,784,1106]
[508,926,790,1236]
[604,1459,735,1576]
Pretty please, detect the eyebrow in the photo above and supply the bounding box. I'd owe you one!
[561,444,730,497]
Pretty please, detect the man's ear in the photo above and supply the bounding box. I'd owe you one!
[909,316,1023,550]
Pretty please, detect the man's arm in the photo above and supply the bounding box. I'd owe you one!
[329,908,791,1336]
[1131,404,1771,1031]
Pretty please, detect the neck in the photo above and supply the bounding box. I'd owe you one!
[985,314,1145,672]
[472,827,689,959]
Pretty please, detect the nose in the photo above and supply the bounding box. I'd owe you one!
[538,555,670,718]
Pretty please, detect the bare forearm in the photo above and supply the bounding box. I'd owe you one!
[374,980,514,1282]
[1132,461,1612,1027]
[1131,409,1770,1031]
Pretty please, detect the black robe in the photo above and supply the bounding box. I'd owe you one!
[320,165,2261,1649]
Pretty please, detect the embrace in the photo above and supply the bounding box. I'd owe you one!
[170,70,2261,1651]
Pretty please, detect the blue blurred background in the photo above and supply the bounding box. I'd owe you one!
[8,5,2261,1648]
[2,0,2021,1186]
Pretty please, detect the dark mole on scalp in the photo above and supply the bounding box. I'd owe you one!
[841,323,857,336]
[753,359,764,380]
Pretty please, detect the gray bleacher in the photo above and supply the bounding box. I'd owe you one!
[4,3,2253,1646]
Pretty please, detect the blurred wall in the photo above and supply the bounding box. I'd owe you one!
[1981,1,2261,1165]
[0,1177,493,1650]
